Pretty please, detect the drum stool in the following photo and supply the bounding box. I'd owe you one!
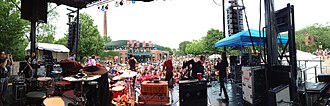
[55,81,71,95]
[26,91,46,106]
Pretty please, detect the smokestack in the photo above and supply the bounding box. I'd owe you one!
[103,11,107,36]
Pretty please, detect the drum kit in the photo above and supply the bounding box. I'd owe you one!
[26,69,102,106]
[110,70,137,106]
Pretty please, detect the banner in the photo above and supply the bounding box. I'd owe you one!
[131,40,135,47]
[127,40,130,47]
[142,41,146,47]
[149,41,152,47]
[136,41,140,47]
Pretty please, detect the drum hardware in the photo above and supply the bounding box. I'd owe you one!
[62,73,102,106]
[43,96,74,106]
[26,91,47,105]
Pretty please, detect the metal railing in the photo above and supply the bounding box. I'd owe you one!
[300,65,319,83]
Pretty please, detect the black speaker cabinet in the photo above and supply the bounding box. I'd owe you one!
[179,80,207,106]
[21,0,47,22]
[12,83,26,101]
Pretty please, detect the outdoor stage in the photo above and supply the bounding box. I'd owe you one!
[5,81,244,106]
[133,81,244,106]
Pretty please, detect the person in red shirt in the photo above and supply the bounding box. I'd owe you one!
[163,56,173,87]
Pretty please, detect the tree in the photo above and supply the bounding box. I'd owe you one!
[295,23,330,53]
[77,13,105,60]
[163,47,173,55]
[185,40,205,55]
[201,28,224,54]
[178,41,192,54]
[0,0,29,60]
[54,35,68,46]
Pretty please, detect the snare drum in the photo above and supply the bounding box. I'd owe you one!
[111,86,125,98]
[43,96,73,106]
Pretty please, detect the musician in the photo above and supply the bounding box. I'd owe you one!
[182,56,206,79]
[0,51,9,104]
[81,64,110,106]
[128,54,137,87]
[216,52,229,102]
[163,56,173,87]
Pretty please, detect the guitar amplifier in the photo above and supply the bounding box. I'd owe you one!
[179,80,207,106]
[138,81,170,105]
[12,83,26,101]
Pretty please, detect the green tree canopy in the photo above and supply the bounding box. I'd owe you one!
[77,13,105,60]
[178,41,192,54]
[0,0,29,60]
[295,23,330,53]
[201,28,224,54]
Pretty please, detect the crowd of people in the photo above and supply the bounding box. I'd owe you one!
[81,53,232,103]
[0,50,232,105]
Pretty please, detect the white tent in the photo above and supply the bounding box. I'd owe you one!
[25,42,69,62]
[284,50,321,82]
[209,54,221,59]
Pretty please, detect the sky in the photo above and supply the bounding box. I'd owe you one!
[54,0,330,49]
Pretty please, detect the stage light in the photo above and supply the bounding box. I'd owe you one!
[115,1,119,7]
[101,5,105,11]
[120,0,124,6]
[105,4,109,10]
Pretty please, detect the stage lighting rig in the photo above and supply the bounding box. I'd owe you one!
[48,0,100,8]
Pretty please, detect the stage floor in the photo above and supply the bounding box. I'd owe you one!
[4,81,244,106]
[134,81,244,106]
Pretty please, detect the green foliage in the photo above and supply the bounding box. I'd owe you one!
[179,28,224,55]
[77,13,105,60]
[178,41,192,54]
[201,28,224,54]
[0,0,29,61]
[295,23,330,52]
[100,51,119,60]
[163,47,173,55]
[54,35,68,46]
[185,40,205,55]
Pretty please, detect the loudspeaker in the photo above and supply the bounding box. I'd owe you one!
[268,84,290,106]
[21,0,47,22]
[179,80,207,106]
[12,83,26,101]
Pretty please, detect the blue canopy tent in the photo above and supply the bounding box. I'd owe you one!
[214,29,288,48]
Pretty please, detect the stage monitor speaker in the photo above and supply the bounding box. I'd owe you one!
[12,83,26,101]
[179,80,207,106]
[268,84,290,106]
[21,0,47,22]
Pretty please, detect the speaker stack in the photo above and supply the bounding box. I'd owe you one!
[179,80,207,106]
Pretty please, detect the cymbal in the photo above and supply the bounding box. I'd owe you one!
[37,77,51,81]
[112,76,123,81]
[111,86,125,91]
[120,71,137,78]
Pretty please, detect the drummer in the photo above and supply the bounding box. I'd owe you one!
[80,64,110,106]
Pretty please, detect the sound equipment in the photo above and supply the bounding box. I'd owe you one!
[242,66,266,105]
[317,74,330,83]
[240,53,261,66]
[21,0,47,22]
[12,83,26,101]
[268,84,290,106]
[138,81,170,105]
[179,80,207,106]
